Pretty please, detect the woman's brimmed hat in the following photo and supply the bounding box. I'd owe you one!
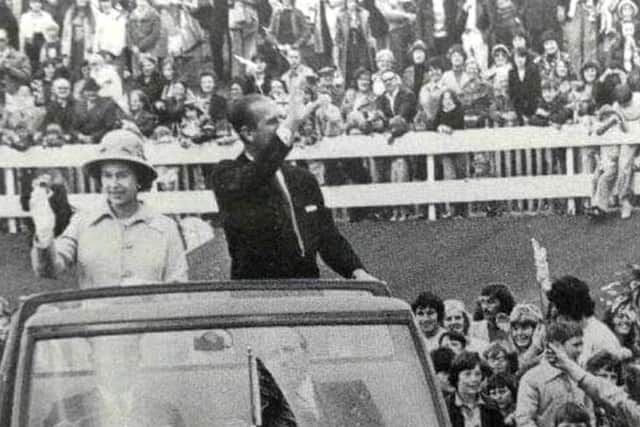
[83,130,157,191]
[408,40,428,55]
[491,44,510,58]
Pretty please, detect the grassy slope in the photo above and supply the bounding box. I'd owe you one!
[2,215,637,310]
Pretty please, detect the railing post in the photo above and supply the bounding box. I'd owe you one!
[427,155,436,220]
[566,147,576,215]
[4,168,16,233]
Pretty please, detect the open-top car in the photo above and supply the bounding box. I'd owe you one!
[0,280,451,427]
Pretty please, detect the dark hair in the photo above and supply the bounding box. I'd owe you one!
[227,94,267,133]
[483,372,517,397]
[412,291,445,323]
[199,70,217,81]
[553,402,590,426]
[603,301,636,349]
[439,330,467,348]
[615,83,633,105]
[268,79,288,95]
[511,47,530,69]
[427,56,446,72]
[431,347,456,373]
[438,89,461,111]
[546,320,583,344]
[449,351,483,388]
[250,52,267,63]
[480,283,516,316]
[585,350,623,385]
[546,276,595,320]
[628,71,640,92]
[129,89,150,111]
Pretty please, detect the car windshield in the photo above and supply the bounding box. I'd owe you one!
[27,324,439,427]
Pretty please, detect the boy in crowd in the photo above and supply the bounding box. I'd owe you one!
[530,80,573,128]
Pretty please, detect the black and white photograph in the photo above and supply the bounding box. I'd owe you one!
[2,0,640,425]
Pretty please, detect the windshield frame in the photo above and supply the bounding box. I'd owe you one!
[14,309,450,427]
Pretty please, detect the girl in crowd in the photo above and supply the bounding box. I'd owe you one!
[508,47,541,124]
[603,295,639,357]
[30,129,187,287]
[432,89,465,218]
[443,299,489,353]
[342,67,377,134]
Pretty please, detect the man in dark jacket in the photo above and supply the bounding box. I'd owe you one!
[72,78,123,144]
[376,71,417,124]
[40,77,75,140]
[209,93,379,281]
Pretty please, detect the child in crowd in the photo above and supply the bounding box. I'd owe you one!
[485,44,512,96]
[431,347,456,399]
[179,101,216,146]
[530,80,573,128]
[484,373,517,426]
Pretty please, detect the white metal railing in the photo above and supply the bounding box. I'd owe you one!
[1,124,638,232]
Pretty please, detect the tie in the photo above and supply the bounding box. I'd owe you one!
[274,170,306,257]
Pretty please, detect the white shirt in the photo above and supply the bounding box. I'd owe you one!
[579,316,623,366]
[433,0,447,38]
[94,8,127,56]
[464,0,477,30]
[19,10,56,51]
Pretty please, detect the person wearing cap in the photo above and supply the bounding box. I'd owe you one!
[72,78,123,144]
[334,0,374,84]
[508,303,544,377]
[403,40,430,98]
[210,92,378,281]
[30,129,188,287]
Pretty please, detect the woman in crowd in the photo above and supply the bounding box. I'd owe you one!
[133,54,164,106]
[30,129,188,287]
[508,47,541,124]
[228,77,246,103]
[443,299,489,353]
[446,351,506,427]
[603,295,639,357]
[417,56,447,130]
[432,89,465,217]
[126,89,158,137]
[157,80,188,127]
[460,58,494,128]
[61,0,96,80]
[341,67,377,134]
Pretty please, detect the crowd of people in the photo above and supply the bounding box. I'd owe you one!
[1,0,640,220]
[412,253,640,427]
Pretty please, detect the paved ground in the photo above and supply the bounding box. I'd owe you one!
[4,214,639,311]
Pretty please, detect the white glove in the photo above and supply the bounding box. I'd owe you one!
[30,182,55,247]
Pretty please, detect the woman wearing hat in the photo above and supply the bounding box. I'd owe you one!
[30,129,188,288]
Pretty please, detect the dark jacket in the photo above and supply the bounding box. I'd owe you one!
[210,134,365,280]
[208,93,228,122]
[446,395,506,427]
[433,105,465,130]
[415,0,462,54]
[508,65,541,118]
[41,98,76,133]
[72,97,123,143]
[135,72,166,105]
[375,87,418,123]
[529,96,573,126]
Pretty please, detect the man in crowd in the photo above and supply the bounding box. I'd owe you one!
[39,77,75,143]
[515,320,594,427]
[73,78,122,144]
[209,92,379,281]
